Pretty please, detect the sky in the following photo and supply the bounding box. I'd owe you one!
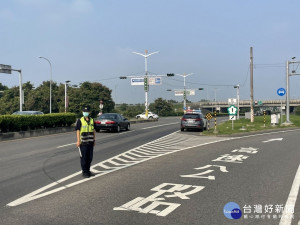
[1,0,300,105]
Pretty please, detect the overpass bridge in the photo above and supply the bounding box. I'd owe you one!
[198,99,300,113]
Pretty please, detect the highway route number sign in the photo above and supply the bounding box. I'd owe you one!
[227,105,237,115]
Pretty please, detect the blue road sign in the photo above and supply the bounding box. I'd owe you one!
[277,88,286,96]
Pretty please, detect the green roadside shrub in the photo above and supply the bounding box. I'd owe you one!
[0,113,76,133]
[296,107,300,116]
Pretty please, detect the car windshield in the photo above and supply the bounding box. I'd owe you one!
[183,114,200,119]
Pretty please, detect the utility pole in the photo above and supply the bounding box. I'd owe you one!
[234,84,240,120]
[250,47,254,123]
[286,60,291,124]
[284,58,300,124]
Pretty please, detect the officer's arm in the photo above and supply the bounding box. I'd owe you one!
[76,130,80,147]
[93,129,96,146]
[75,119,81,147]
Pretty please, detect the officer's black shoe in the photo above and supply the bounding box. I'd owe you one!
[82,172,90,178]
[89,171,95,176]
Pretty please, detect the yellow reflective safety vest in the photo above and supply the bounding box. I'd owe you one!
[80,117,94,144]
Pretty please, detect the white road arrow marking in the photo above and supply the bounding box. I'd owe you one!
[262,138,283,143]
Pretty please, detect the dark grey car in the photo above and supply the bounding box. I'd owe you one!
[180,113,208,132]
[94,113,130,133]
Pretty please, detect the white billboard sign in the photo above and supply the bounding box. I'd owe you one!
[187,89,195,96]
[175,90,184,96]
[228,98,237,105]
[149,77,162,85]
[174,89,195,96]
[131,77,162,86]
[131,78,144,86]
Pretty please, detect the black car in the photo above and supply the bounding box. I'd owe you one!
[180,113,208,132]
[94,113,130,132]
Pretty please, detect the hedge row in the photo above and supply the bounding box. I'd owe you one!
[0,113,77,133]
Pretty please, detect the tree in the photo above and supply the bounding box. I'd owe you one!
[0,82,9,100]
[25,81,56,113]
[68,82,115,117]
[0,83,8,91]
[168,99,178,104]
[0,86,20,114]
[0,81,115,116]
[116,104,144,118]
[149,98,174,116]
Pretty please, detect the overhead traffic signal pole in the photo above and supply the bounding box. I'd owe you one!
[132,50,159,117]
[175,73,193,113]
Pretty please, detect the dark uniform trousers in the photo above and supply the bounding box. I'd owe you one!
[80,143,94,173]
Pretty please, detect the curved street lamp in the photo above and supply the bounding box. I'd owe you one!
[38,56,52,113]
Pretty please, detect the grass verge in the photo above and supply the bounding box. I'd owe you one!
[204,115,300,135]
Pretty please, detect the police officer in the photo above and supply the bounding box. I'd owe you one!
[76,106,96,178]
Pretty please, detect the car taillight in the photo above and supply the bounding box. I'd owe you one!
[195,118,202,121]
[95,121,101,124]
[181,118,187,121]
[106,121,116,124]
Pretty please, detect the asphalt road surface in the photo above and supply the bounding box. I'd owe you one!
[0,117,299,225]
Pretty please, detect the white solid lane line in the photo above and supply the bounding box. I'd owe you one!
[279,164,300,225]
[56,143,76,148]
[56,130,135,148]
[142,122,178,130]
[56,122,177,148]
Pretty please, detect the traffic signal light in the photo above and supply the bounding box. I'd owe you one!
[144,77,148,91]
[119,76,127,79]
[167,73,174,77]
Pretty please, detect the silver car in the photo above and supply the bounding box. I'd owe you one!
[180,113,208,132]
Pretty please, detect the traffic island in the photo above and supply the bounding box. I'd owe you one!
[203,115,300,136]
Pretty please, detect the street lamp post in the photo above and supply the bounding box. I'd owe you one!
[39,56,52,113]
[132,50,159,117]
[65,80,70,113]
[234,84,240,119]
